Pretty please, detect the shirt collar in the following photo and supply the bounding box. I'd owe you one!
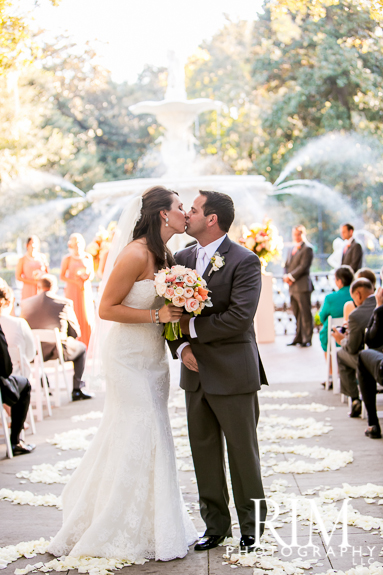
[197,234,227,260]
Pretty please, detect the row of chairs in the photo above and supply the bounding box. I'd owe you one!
[325,316,383,417]
[1,329,72,458]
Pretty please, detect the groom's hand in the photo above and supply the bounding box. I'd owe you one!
[180,314,190,335]
[181,346,199,372]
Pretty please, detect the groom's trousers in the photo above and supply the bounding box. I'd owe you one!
[186,385,267,537]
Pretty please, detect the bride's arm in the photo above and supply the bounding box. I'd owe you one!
[99,244,182,325]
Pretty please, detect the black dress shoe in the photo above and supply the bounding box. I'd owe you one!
[72,389,94,401]
[194,535,227,551]
[12,440,36,456]
[321,381,333,390]
[365,425,382,439]
[287,341,300,346]
[349,399,361,418]
[240,535,261,550]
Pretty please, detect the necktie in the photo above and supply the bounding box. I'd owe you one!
[196,247,209,276]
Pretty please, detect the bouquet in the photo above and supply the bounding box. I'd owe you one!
[154,265,212,341]
[240,219,283,269]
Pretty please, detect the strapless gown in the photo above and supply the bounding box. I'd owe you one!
[48,280,198,562]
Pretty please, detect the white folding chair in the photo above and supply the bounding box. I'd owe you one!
[0,386,13,458]
[327,316,344,394]
[32,329,71,408]
[31,333,52,421]
[7,345,36,434]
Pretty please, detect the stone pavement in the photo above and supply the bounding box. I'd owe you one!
[1,333,383,575]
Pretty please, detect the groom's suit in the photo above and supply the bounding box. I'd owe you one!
[169,235,268,538]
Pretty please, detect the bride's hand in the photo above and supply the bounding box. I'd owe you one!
[159,304,184,323]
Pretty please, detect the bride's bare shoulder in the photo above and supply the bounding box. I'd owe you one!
[115,239,149,267]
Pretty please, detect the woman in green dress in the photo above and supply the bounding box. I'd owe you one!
[319,265,354,356]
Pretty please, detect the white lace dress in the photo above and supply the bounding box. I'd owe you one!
[48,280,198,562]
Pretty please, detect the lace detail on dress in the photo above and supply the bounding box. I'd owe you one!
[48,281,198,562]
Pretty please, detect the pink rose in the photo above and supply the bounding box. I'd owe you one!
[184,273,197,286]
[184,287,194,298]
[166,274,176,283]
[185,298,200,313]
[172,295,186,308]
[165,287,175,299]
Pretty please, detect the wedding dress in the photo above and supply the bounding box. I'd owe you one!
[48,279,198,562]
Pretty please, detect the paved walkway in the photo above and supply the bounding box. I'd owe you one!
[1,334,383,574]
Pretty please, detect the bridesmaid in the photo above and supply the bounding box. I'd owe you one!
[60,233,95,347]
[16,236,49,300]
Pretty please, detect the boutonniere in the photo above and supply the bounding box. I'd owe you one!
[208,251,225,276]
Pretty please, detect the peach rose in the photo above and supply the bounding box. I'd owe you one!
[184,287,194,298]
[184,272,197,286]
[165,287,175,299]
[172,295,186,308]
[185,298,200,313]
[166,274,176,283]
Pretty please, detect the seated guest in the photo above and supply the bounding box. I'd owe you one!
[21,275,93,401]
[344,268,376,321]
[332,278,376,418]
[319,265,354,387]
[0,280,36,378]
[0,324,35,455]
[357,286,383,439]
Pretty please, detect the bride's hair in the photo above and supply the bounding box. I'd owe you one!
[133,186,178,269]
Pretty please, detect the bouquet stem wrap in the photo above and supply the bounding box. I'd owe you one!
[163,321,183,341]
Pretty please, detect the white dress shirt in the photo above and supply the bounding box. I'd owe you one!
[177,234,226,360]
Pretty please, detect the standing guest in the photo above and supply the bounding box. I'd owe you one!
[60,233,95,347]
[332,278,376,418]
[340,223,363,273]
[343,267,376,322]
[21,275,93,401]
[0,280,35,378]
[357,286,383,439]
[318,265,354,387]
[283,225,314,347]
[0,323,35,455]
[16,236,49,300]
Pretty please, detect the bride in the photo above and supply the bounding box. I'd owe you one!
[48,186,198,562]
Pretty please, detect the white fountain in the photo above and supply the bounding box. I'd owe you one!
[87,51,272,207]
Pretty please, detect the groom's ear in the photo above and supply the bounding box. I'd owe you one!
[206,213,218,227]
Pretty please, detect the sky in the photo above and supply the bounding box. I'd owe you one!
[27,0,264,83]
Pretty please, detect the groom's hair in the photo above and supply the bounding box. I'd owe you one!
[199,190,235,233]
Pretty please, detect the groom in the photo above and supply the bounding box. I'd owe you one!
[169,190,268,551]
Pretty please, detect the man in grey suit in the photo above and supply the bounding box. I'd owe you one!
[332,278,376,417]
[341,223,363,273]
[283,225,314,347]
[168,191,268,552]
[21,274,93,401]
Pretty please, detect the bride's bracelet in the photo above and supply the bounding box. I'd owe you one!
[149,310,154,323]
[155,309,160,325]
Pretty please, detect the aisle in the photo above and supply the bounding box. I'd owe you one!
[0,334,382,574]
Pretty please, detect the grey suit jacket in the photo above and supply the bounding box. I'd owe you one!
[284,242,314,294]
[341,238,363,272]
[21,292,81,359]
[341,295,376,356]
[168,236,268,395]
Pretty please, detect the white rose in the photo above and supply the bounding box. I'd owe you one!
[174,287,184,296]
[156,283,166,296]
[214,256,223,267]
[155,272,167,284]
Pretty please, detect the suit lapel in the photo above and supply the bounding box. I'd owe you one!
[204,235,232,285]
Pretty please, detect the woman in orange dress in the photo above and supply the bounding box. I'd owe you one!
[60,233,95,347]
[16,236,49,300]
